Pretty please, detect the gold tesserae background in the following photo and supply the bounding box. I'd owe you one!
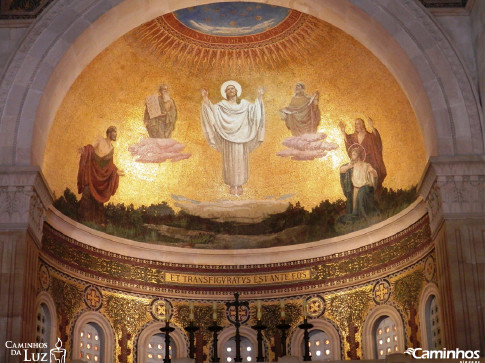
[43,10,427,211]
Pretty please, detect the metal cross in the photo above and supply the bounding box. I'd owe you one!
[226,293,249,363]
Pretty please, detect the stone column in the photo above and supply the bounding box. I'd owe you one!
[0,167,52,363]
[420,156,485,352]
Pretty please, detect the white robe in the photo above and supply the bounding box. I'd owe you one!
[351,161,377,189]
[201,98,265,186]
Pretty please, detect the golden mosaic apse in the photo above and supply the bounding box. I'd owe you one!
[43,4,426,213]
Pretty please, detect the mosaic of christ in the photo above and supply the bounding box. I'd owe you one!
[44,2,426,248]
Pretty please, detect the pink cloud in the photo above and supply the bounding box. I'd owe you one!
[277,133,338,161]
[128,138,191,163]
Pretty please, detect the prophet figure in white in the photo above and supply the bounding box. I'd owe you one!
[200,80,265,196]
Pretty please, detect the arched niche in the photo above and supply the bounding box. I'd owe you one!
[0,0,482,168]
[217,325,259,361]
[71,311,115,363]
[35,291,58,350]
[135,321,188,362]
[361,304,406,359]
[418,282,442,350]
[289,318,341,360]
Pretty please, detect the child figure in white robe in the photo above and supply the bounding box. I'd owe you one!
[339,145,379,220]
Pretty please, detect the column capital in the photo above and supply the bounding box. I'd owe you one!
[419,155,485,234]
[0,166,53,244]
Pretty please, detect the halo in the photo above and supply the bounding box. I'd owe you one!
[347,143,366,161]
[220,80,242,99]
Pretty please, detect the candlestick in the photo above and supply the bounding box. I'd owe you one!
[280,300,286,319]
[298,317,314,361]
[184,320,199,359]
[160,320,175,363]
[276,321,291,357]
[251,319,267,362]
[302,299,308,318]
[208,321,223,363]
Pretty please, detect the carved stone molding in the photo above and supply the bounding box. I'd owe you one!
[0,0,117,165]
[0,185,29,223]
[399,0,483,154]
[29,191,46,243]
[0,167,52,243]
[419,156,485,231]
[424,181,444,234]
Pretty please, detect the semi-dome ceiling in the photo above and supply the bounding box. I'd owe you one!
[43,2,427,248]
[129,3,331,74]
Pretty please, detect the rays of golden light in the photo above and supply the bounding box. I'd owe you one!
[128,12,333,76]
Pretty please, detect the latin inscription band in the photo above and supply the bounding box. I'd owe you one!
[165,270,311,286]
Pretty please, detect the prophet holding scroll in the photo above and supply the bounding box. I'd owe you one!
[200,81,265,196]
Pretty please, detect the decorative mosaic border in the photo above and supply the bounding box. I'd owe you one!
[161,10,305,46]
[41,215,432,294]
[41,251,435,303]
[43,254,434,361]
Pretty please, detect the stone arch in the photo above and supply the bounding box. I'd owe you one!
[35,291,58,349]
[289,318,342,360]
[71,310,115,363]
[418,282,442,350]
[135,321,188,362]
[217,325,259,360]
[361,304,406,359]
[0,0,482,168]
